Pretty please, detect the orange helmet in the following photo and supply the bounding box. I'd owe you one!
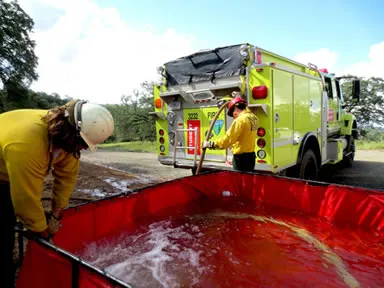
[227,97,247,117]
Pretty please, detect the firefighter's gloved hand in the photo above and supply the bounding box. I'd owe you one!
[38,230,54,244]
[45,210,62,236]
[23,228,54,244]
[202,141,215,149]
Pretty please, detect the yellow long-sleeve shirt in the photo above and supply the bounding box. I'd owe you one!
[0,109,80,232]
[215,108,258,155]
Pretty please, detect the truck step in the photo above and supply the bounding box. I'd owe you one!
[326,139,345,164]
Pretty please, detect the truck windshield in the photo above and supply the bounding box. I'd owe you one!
[164,44,246,86]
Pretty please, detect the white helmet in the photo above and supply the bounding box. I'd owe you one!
[73,101,114,151]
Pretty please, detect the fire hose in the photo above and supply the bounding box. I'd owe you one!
[196,100,230,175]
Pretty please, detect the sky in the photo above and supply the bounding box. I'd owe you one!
[17,0,384,104]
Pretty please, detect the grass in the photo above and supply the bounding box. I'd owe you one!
[97,141,157,153]
[355,140,384,150]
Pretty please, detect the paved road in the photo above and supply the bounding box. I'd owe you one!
[321,150,384,191]
[81,150,384,191]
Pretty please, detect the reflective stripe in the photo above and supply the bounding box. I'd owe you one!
[273,138,293,148]
[254,163,272,171]
[274,133,292,139]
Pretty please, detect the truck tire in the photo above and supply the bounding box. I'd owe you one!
[298,149,319,181]
[343,135,355,168]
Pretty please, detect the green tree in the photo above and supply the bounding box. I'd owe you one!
[130,81,156,141]
[0,86,72,113]
[104,103,135,142]
[341,76,384,129]
[0,0,38,87]
[359,128,384,142]
[105,81,156,142]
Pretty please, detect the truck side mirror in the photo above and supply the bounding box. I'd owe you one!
[352,79,360,102]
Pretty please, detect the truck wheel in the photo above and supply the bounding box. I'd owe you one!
[298,149,319,181]
[343,136,355,168]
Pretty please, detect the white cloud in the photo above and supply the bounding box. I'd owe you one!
[18,0,199,104]
[340,42,384,79]
[15,0,384,105]
[293,48,339,72]
[293,43,384,79]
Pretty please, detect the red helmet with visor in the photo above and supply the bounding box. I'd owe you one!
[227,97,248,117]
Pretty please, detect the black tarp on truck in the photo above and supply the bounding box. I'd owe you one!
[164,44,248,86]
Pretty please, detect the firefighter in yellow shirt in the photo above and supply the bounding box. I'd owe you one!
[202,97,258,171]
[0,100,114,287]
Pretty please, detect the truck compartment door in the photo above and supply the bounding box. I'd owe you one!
[272,70,294,169]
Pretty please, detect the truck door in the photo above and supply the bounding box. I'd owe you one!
[324,77,339,134]
[272,70,294,169]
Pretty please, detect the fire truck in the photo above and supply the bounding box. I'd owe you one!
[151,43,360,180]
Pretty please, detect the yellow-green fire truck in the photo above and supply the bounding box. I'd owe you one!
[151,43,360,180]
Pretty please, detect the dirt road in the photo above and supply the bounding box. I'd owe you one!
[81,150,384,191]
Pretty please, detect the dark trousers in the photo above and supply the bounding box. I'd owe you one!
[232,152,256,172]
[0,182,16,288]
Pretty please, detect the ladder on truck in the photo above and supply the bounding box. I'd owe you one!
[173,127,199,168]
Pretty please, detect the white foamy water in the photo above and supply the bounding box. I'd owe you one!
[104,175,159,193]
[79,220,206,288]
[76,176,158,198]
[77,188,108,197]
